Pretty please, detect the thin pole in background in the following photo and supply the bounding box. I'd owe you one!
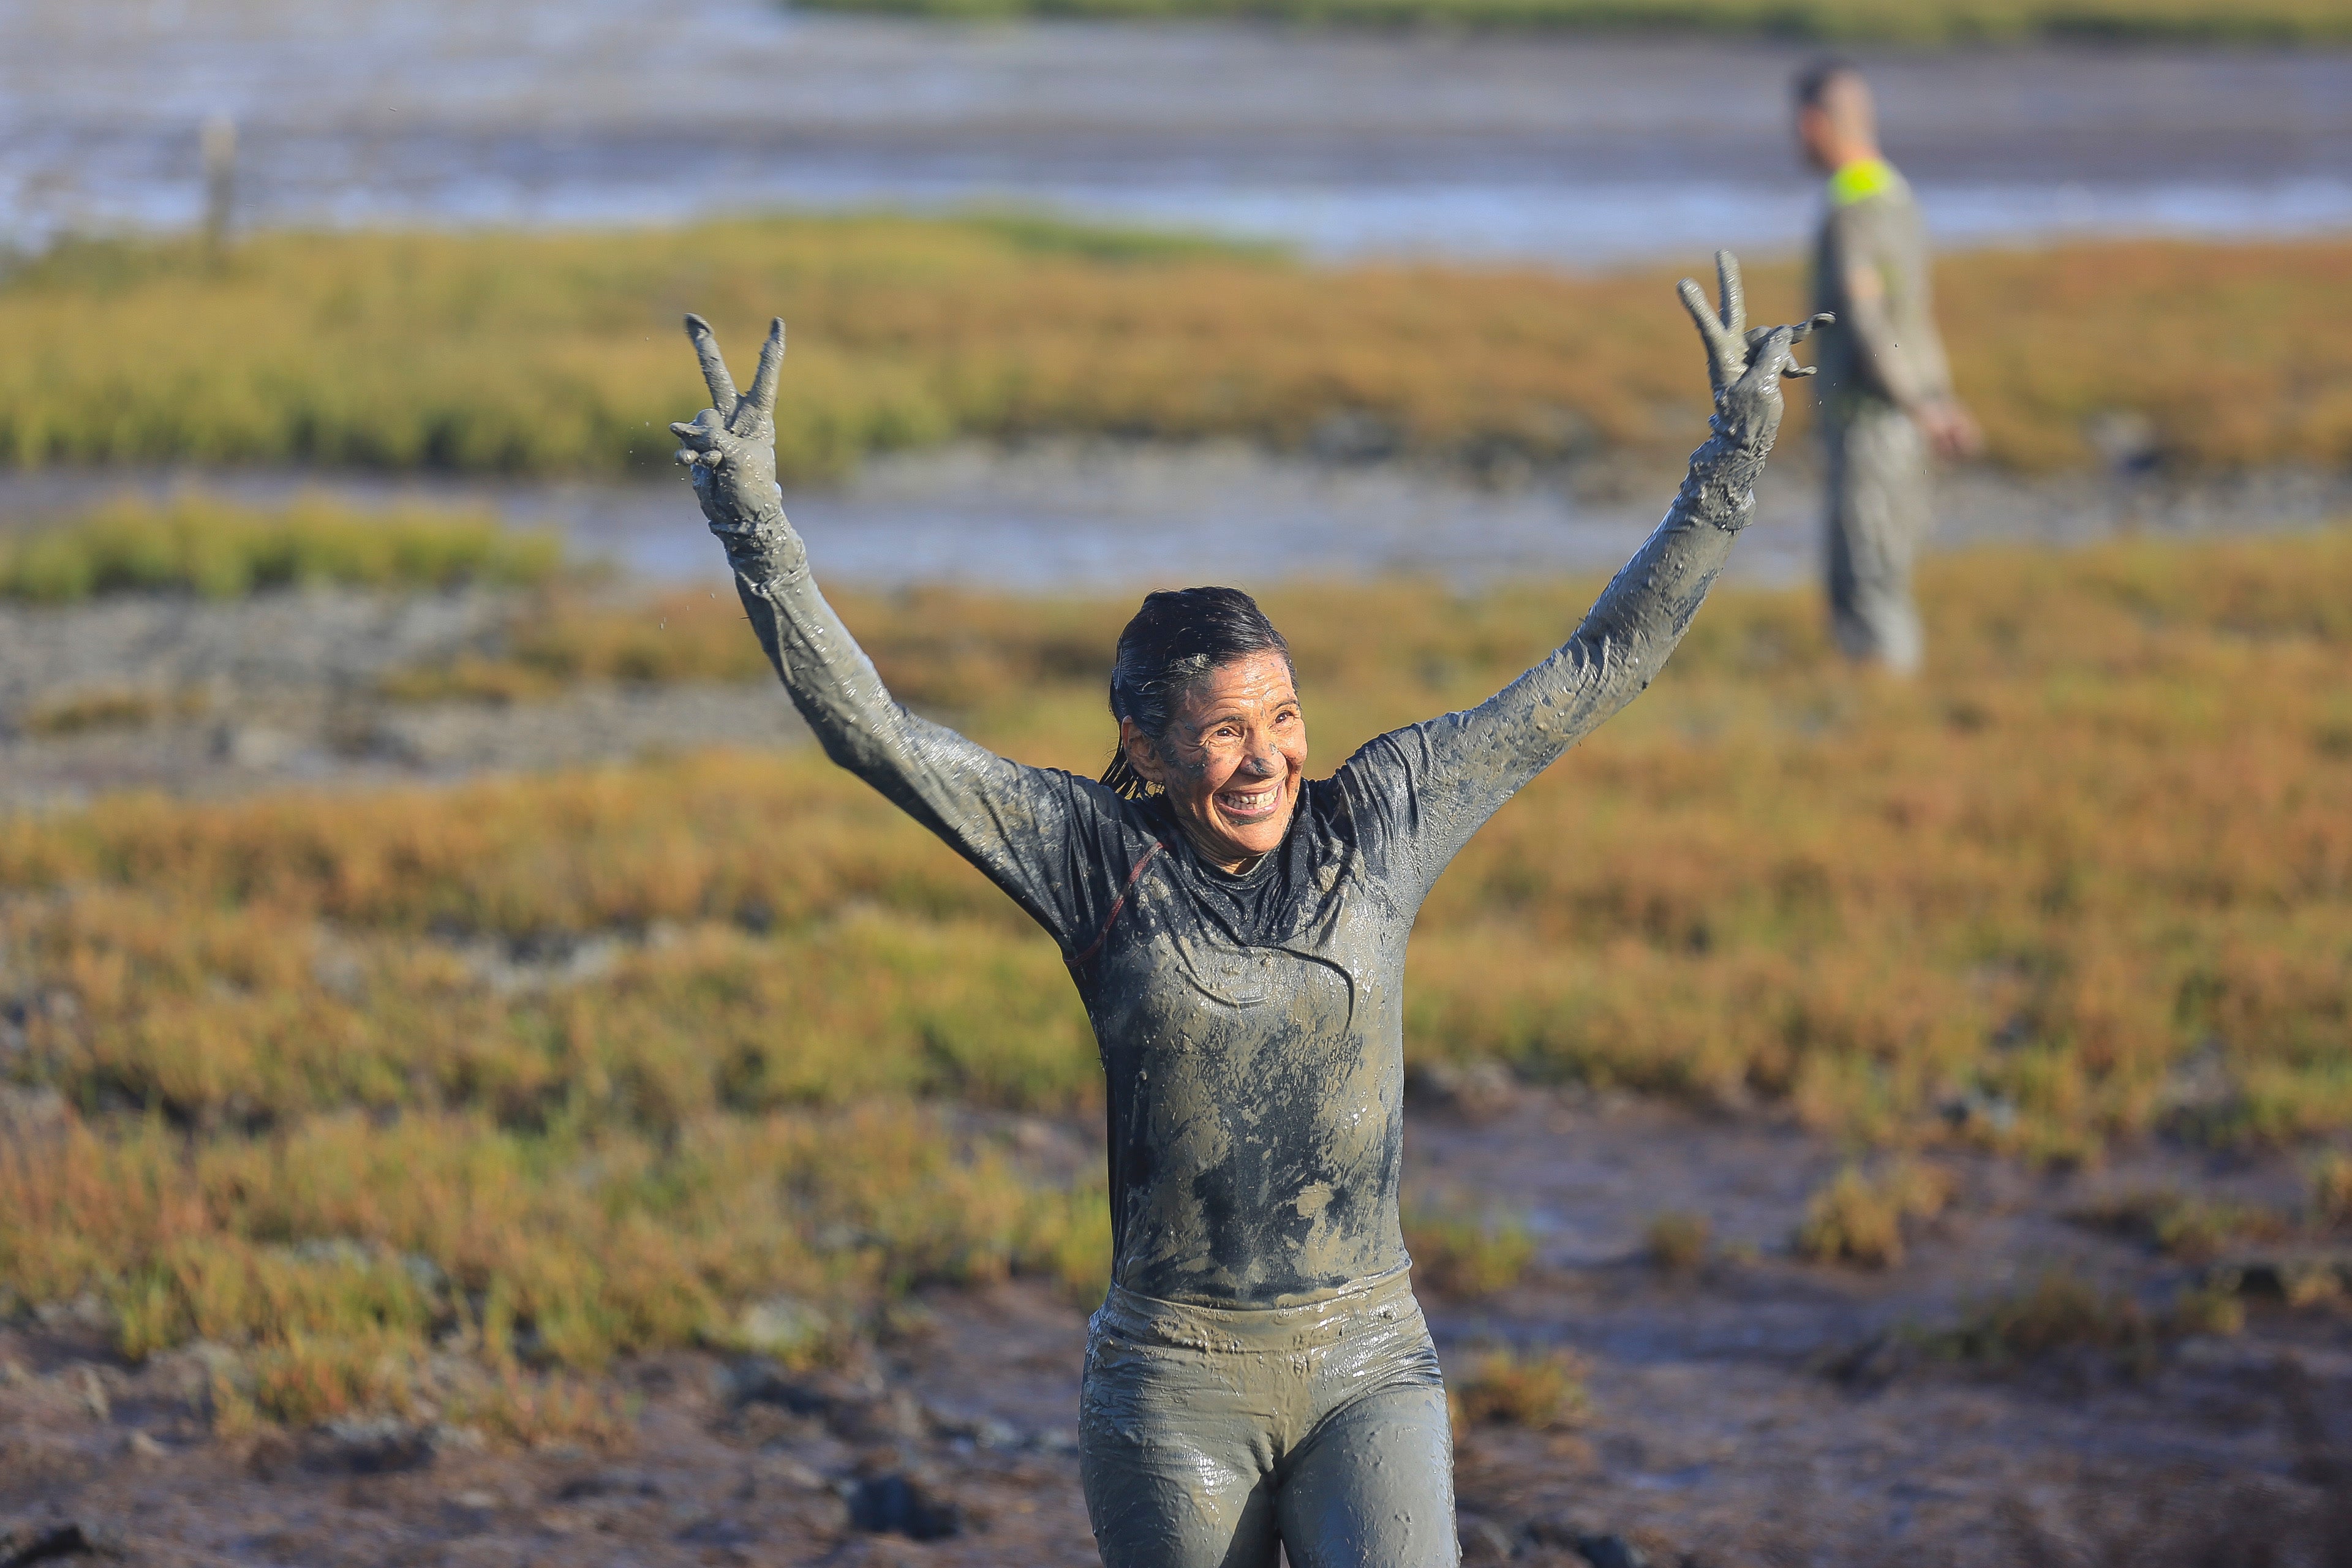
[201,114,237,251]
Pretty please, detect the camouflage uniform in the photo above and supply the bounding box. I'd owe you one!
[1812,158,1954,673]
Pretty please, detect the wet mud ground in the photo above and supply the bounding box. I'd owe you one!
[3,1091,2348,1567]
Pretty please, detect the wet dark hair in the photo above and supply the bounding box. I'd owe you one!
[1793,55,1861,108]
[1101,587,1294,800]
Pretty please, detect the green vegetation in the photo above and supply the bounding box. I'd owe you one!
[4,221,2347,479]
[0,494,559,603]
[4,529,2352,1431]
[793,0,2352,42]
[1921,1265,2284,1370]
[2315,1152,2352,1226]
[1931,1268,2161,1365]
[1449,1346,1592,1432]
[2068,1188,2297,1262]
[1401,1204,1539,1296]
[23,688,201,737]
[1795,1162,1954,1268]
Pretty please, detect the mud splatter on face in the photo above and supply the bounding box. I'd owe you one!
[1120,650,1306,873]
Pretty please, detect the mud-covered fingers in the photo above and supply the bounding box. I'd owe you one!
[738,318,786,428]
[1728,325,1797,391]
[669,411,729,469]
[1785,311,1835,344]
[684,314,738,409]
[1744,312,1835,354]
[1676,276,1724,344]
[1762,324,1804,381]
[1714,250,1746,339]
[1677,277,1739,384]
[1766,321,1819,377]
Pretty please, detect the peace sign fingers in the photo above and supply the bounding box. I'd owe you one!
[685,313,738,411]
[674,312,788,530]
[1715,249,1747,342]
[736,318,786,435]
[1676,272,1743,395]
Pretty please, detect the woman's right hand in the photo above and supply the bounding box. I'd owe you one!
[671,314,787,543]
[1676,251,1832,441]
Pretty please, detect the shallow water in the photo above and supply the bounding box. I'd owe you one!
[5,450,2343,597]
[7,0,2351,262]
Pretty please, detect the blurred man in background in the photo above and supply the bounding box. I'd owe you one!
[1796,58,1980,675]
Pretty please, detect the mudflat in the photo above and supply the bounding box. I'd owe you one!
[3,1091,2345,1566]
[5,2,2348,257]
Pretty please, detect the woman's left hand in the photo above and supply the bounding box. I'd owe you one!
[671,314,787,542]
[1676,250,1833,429]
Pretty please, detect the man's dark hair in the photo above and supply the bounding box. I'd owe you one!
[1794,55,1861,109]
[1101,586,1293,799]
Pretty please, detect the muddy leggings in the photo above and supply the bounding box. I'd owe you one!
[1079,1267,1458,1568]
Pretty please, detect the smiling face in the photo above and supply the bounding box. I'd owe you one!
[1120,649,1307,872]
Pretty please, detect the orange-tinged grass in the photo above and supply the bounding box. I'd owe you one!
[3,221,2348,478]
[1449,1346,1593,1433]
[1,527,2348,1430]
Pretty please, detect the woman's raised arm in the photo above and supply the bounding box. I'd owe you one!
[1335,254,1828,893]
[669,315,1122,952]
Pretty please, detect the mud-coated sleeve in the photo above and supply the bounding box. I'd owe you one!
[1336,388,1774,900]
[1826,194,1953,412]
[718,513,1115,951]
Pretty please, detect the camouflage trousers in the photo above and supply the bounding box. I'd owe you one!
[1824,402,1932,674]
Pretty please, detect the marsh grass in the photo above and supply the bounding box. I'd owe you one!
[2068,1189,2297,1262]
[3,529,2350,1433]
[796,0,2352,43]
[24,687,202,737]
[1449,1346,1593,1433]
[1931,1267,2158,1368]
[1795,1161,1954,1268]
[1923,1265,2277,1373]
[0,494,559,603]
[2312,1152,2352,1228]
[1402,1204,1538,1297]
[2,222,2346,478]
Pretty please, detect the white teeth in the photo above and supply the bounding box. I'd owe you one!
[1218,786,1276,813]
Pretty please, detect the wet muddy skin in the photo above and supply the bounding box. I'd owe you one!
[5,1091,2344,1567]
[662,279,1805,1564]
[679,288,1798,1319]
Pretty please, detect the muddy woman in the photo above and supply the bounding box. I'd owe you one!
[670,255,1824,1568]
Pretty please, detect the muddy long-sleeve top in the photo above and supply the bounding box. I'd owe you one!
[1811,157,1953,421]
[710,408,1771,1308]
